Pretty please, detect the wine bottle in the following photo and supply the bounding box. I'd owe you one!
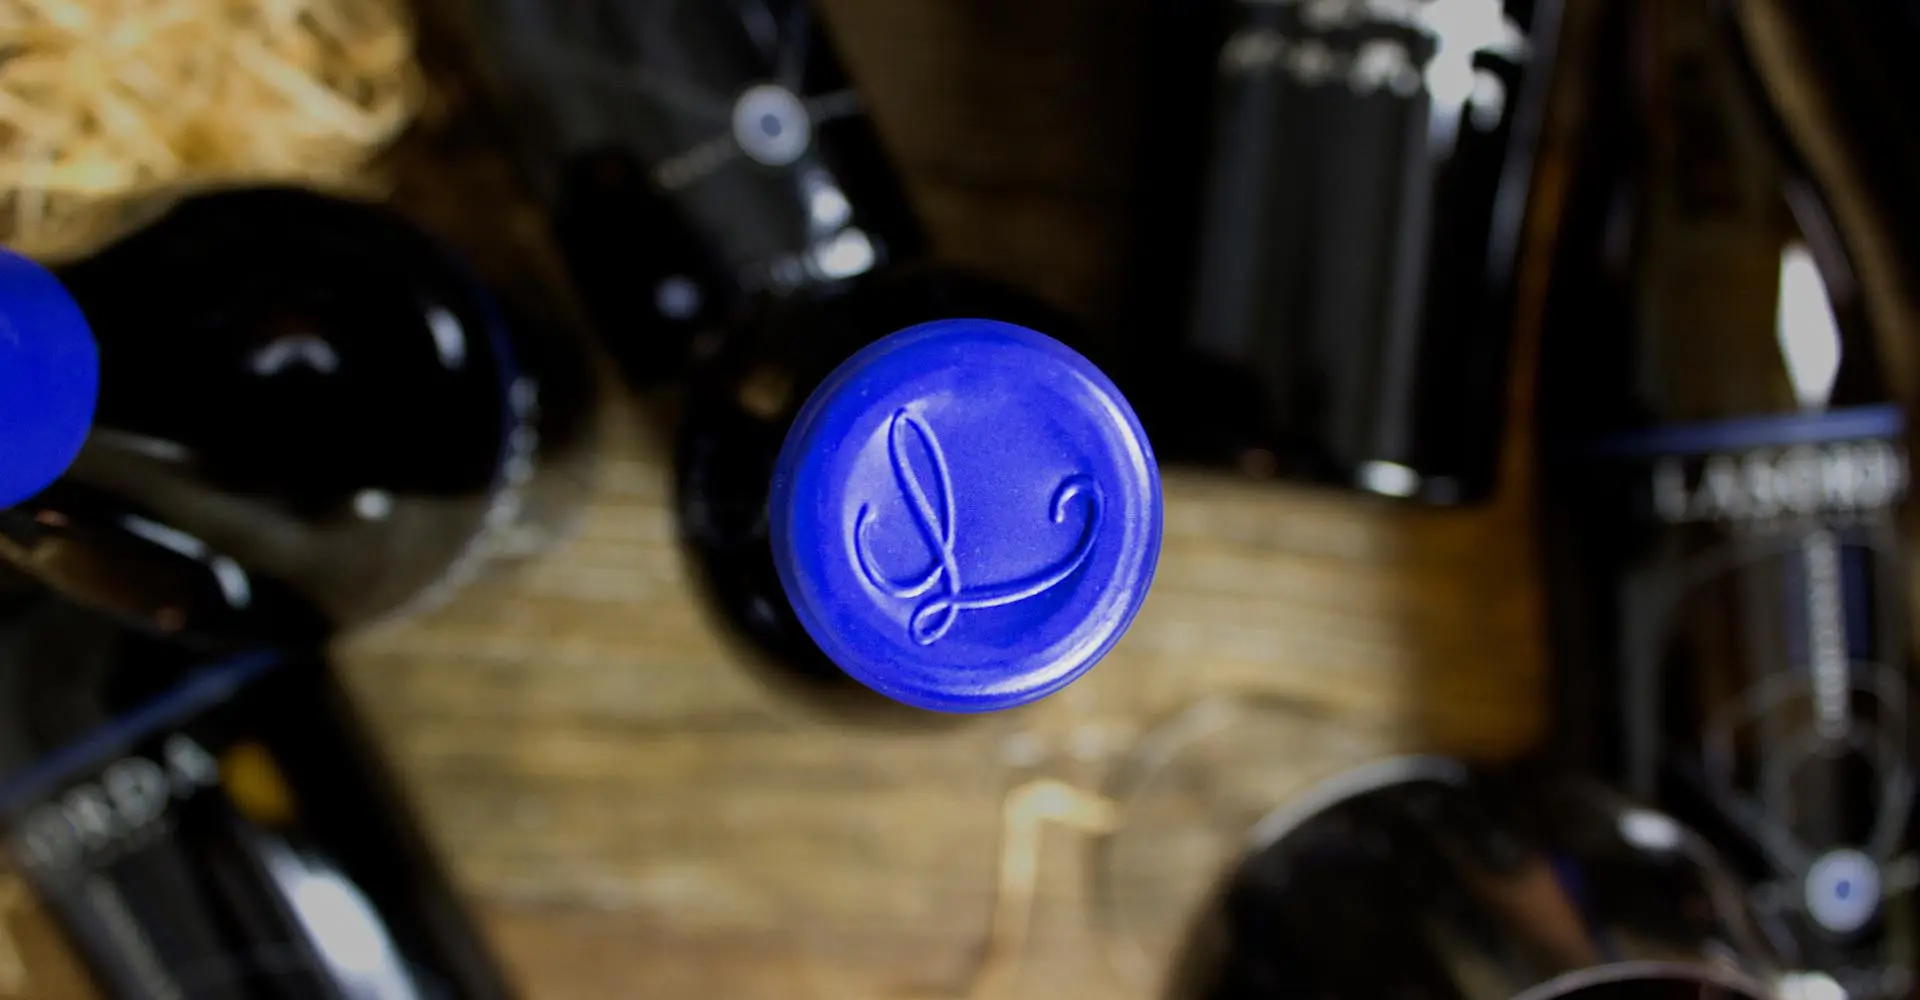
[424,0,926,386]
[1538,2,1917,995]
[1127,0,1565,504]
[1170,758,1781,1000]
[0,597,517,1000]
[0,186,598,646]
[436,0,1161,712]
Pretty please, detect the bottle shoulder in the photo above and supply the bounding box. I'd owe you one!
[12,186,590,640]
[686,264,1084,425]
[57,187,490,309]
[1539,0,1898,434]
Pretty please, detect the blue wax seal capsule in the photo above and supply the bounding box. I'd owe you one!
[0,251,98,507]
[769,318,1162,713]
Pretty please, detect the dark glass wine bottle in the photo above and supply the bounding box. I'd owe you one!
[0,186,597,646]
[1126,0,1564,504]
[1169,758,1778,1000]
[425,0,925,386]
[1539,1,1917,995]
[0,596,517,1000]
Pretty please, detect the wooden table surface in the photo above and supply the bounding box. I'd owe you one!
[20,1,1576,997]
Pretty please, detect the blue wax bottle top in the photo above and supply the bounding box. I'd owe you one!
[769,318,1162,713]
[0,251,98,507]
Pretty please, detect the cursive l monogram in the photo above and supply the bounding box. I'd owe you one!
[854,410,1103,645]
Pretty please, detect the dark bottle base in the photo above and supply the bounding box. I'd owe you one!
[1166,759,1775,1000]
[675,265,1083,717]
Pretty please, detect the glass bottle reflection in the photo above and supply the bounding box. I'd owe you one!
[431,0,924,385]
[0,186,597,646]
[678,268,1085,710]
[1093,699,1788,999]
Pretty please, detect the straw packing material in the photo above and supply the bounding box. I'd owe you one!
[0,0,422,257]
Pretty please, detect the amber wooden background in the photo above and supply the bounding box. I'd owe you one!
[16,1,1576,997]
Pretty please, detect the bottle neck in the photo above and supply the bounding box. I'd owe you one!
[1625,0,1889,423]
[465,0,926,296]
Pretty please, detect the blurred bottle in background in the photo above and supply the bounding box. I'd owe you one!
[0,186,599,648]
[1167,758,1782,1000]
[1538,1,1918,995]
[425,0,926,386]
[0,597,516,1000]
[1126,0,1564,504]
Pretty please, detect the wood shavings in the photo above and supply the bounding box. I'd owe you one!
[0,0,421,257]
[907,779,1120,1000]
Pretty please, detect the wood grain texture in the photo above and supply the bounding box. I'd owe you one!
[10,1,1573,997]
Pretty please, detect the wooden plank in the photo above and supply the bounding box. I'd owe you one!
[329,394,1546,1000]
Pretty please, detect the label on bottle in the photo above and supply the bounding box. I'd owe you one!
[1596,403,1916,999]
[0,653,472,999]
